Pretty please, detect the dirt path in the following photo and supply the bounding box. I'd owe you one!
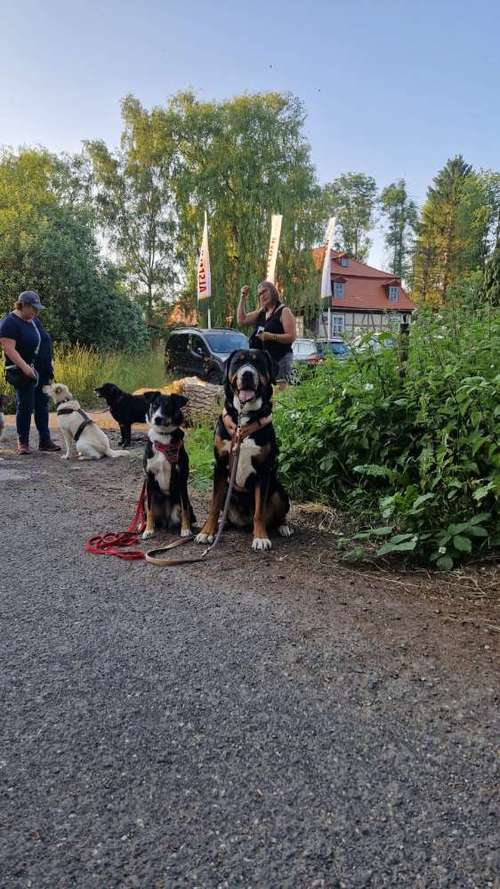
[1,420,498,887]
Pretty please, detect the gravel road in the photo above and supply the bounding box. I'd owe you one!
[0,424,498,888]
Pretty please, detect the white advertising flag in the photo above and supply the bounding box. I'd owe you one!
[321,216,336,298]
[265,214,283,284]
[197,212,211,301]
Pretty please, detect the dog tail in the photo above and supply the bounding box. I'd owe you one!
[108,448,129,458]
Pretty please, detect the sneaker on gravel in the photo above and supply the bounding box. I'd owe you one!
[38,440,62,452]
[17,443,30,455]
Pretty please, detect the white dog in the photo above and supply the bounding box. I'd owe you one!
[44,383,128,460]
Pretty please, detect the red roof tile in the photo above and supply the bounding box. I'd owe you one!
[313,247,415,311]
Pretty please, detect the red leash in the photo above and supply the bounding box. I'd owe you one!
[85,481,147,560]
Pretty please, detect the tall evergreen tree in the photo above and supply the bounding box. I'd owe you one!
[379,179,417,280]
[412,155,494,303]
[322,172,377,261]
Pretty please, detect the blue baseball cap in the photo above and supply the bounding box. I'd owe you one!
[19,290,45,310]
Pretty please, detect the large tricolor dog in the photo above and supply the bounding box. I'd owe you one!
[142,391,196,540]
[196,349,292,551]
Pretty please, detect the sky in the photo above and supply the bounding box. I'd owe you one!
[1,0,499,267]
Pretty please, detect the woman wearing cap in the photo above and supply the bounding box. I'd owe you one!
[0,291,60,455]
[237,281,297,385]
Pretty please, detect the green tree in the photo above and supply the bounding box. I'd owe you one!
[158,90,324,324]
[412,155,497,304]
[379,179,417,279]
[322,172,377,261]
[480,247,500,307]
[0,148,147,349]
[85,95,178,325]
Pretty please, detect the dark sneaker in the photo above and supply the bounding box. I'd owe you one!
[17,443,30,455]
[39,440,62,452]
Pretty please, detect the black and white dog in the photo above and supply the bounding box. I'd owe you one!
[95,383,148,448]
[196,349,292,552]
[142,392,196,540]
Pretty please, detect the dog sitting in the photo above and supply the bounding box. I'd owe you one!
[94,383,148,448]
[196,348,293,552]
[142,391,196,540]
[44,383,129,460]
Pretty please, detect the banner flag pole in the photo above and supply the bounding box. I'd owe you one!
[321,216,336,339]
[197,211,212,328]
[266,214,283,286]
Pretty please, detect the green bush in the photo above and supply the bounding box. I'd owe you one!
[275,306,500,567]
[0,346,167,411]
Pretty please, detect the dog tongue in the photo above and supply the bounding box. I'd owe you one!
[238,389,255,404]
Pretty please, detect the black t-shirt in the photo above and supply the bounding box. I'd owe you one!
[253,304,292,361]
[0,312,41,368]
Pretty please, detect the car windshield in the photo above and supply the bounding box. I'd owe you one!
[329,342,349,355]
[204,332,248,353]
[293,340,317,356]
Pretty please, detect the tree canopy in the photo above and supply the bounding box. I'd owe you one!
[0,148,148,349]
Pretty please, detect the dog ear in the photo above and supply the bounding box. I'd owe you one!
[171,394,188,411]
[143,390,161,406]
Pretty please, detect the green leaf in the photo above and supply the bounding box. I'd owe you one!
[377,537,418,556]
[472,482,494,501]
[452,535,472,553]
[436,556,454,570]
[469,512,491,525]
[468,526,488,537]
[411,493,435,509]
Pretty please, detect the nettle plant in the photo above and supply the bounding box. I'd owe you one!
[275,307,499,568]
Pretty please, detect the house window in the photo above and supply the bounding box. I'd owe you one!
[388,286,399,301]
[331,314,345,336]
[334,282,345,298]
[340,256,349,267]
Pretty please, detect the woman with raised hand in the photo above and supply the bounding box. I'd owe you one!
[237,281,297,385]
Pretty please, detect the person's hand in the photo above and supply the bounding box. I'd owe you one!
[257,331,269,342]
[240,285,250,300]
[25,367,38,379]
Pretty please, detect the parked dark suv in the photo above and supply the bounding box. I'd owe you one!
[165,327,249,384]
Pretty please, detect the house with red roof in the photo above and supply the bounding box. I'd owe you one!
[312,248,415,339]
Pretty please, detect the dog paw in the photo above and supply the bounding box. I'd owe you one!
[61,454,70,460]
[142,529,155,540]
[252,537,272,551]
[195,531,214,545]
[180,527,192,538]
[278,524,294,538]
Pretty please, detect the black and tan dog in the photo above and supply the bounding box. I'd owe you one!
[196,349,292,552]
[95,383,148,448]
[142,392,196,540]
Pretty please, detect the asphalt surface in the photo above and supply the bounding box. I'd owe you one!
[0,429,498,888]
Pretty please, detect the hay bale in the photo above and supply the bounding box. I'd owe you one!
[134,377,223,426]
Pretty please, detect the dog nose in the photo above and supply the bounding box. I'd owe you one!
[154,416,165,425]
[241,371,255,386]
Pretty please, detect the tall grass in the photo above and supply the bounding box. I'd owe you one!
[0,345,168,411]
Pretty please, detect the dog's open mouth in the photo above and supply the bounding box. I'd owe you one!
[238,388,256,404]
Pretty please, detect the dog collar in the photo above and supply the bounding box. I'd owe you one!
[153,440,182,463]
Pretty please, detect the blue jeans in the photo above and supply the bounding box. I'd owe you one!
[15,382,51,446]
